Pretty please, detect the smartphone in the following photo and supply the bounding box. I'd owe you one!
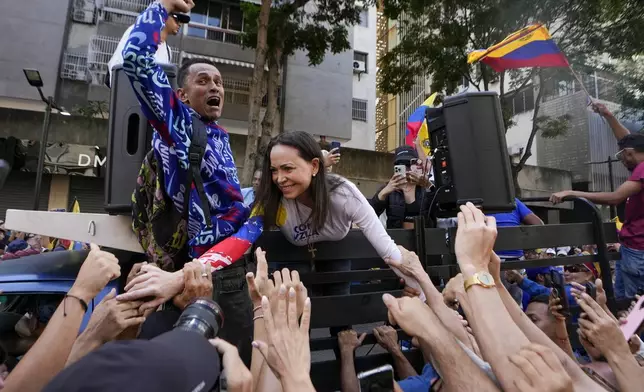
[584,282,597,299]
[330,141,341,152]
[358,364,394,392]
[394,165,406,176]
[621,294,644,339]
[550,270,570,317]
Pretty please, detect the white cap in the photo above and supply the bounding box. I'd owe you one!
[546,248,556,255]
[557,246,571,256]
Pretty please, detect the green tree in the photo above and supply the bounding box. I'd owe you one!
[379,0,642,191]
[238,0,367,185]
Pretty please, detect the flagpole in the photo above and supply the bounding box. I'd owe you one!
[567,65,608,124]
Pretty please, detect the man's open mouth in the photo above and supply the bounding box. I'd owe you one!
[207,96,221,108]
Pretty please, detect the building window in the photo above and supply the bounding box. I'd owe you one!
[354,51,368,63]
[354,51,368,73]
[352,99,368,122]
[188,1,243,45]
[359,9,368,27]
[503,86,535,116]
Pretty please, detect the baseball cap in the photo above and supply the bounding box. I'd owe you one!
[43,330,221,392]
[526,267,553,280]
[394,146,418,164]
[618,133,644,150]
[170,12,191,24]
[545,248,556,256]
[556,246,571,257]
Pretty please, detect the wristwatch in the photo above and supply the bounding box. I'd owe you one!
[463,271,496,291]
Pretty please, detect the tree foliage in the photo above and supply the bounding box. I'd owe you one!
[238,0,369,185]
[379,0,643,181]
[240,1,365,66]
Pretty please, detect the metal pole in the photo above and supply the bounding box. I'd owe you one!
[608,156,616,219]
[33,96,52,210]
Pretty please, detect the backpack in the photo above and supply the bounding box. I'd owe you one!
[131,114,213,271]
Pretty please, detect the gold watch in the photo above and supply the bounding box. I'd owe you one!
[464,271,496,291]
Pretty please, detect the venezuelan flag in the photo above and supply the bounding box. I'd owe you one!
[68,199,85,251]
[468,24,568,72]
[405,92,439,149]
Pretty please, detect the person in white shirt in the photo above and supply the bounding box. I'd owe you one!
[241,170,261,207]
[106,12,189,86]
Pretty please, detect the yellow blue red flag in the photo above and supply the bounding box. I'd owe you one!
[405,92,439,154]
[468,24,568,72]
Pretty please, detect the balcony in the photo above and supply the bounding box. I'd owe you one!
[87,35,180,85]
[61,52,90,82]
[101,0,150,25]
[72,0,97,24]
[186,22,242,45]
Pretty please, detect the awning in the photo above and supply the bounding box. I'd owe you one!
[181,52,256,69]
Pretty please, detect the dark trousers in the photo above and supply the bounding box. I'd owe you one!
[213,257,255,368]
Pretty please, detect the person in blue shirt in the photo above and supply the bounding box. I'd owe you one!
[489,198,544,304]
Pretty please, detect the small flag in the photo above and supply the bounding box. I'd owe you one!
[467,24,568,72]
[68,199,84,251]
[405,92,439,151]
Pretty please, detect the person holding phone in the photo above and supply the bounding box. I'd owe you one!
[370,146,432,229]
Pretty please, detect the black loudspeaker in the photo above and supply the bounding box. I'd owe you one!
[105,64,178,214]
[427,91,515,214]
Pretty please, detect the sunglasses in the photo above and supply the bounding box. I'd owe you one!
[564,265,590,273]
[615,148,634,160]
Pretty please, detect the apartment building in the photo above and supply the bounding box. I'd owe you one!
[0,0,378,218]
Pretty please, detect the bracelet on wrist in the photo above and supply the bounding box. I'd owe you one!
[253,305,262,313]
[253,314,264,321]
[64,294,89,316]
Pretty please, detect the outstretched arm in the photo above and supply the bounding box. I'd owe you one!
[198,212,264,271]
[121,1,192,146]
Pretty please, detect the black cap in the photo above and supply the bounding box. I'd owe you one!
[43,330,220,392]
[618,133,644,150]
[394,146,418,164]
[170,12,191,24]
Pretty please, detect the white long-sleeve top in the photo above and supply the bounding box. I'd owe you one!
[277,179,402,262]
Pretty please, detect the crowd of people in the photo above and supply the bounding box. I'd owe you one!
[1,0,644,390]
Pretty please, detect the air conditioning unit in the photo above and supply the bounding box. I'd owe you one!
[353,60,367,73]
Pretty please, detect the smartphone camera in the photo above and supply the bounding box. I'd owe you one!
[358,364,394,392]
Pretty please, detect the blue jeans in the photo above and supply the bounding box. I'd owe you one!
[615,245,644,298]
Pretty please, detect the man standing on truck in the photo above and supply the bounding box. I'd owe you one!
[119,0,254,363]
[551,133,644,298]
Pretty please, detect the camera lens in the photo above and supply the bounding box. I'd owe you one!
[173,298,224,339]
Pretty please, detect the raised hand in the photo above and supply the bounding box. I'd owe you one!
[338,329,367,354]
[382,293,435,340]
[455,202,497,276]
[509,344,573,392]
[81,289,145,344]
[160,0,195,13]
[373,325,399,353]
[252,287,314,391]
[69,243,121,303]
[442,273,464,309]
[210,338,253,392]
[323,148,341,167]
[117,263,184,311]
[173,261,213,310]
[575,292,630,358]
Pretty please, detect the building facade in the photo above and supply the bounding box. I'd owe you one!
[0,0,378,218]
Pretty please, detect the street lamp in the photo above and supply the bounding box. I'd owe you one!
[23,68,71,211]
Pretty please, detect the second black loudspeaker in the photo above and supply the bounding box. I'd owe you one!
[104,64,178,214]
[427,91,516,214]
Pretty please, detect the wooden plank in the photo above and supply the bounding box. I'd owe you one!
[310,291,401,328]
[5,210,144,253]
[257,229,417,262]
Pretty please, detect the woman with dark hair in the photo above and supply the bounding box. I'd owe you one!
[198,131,405,275]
